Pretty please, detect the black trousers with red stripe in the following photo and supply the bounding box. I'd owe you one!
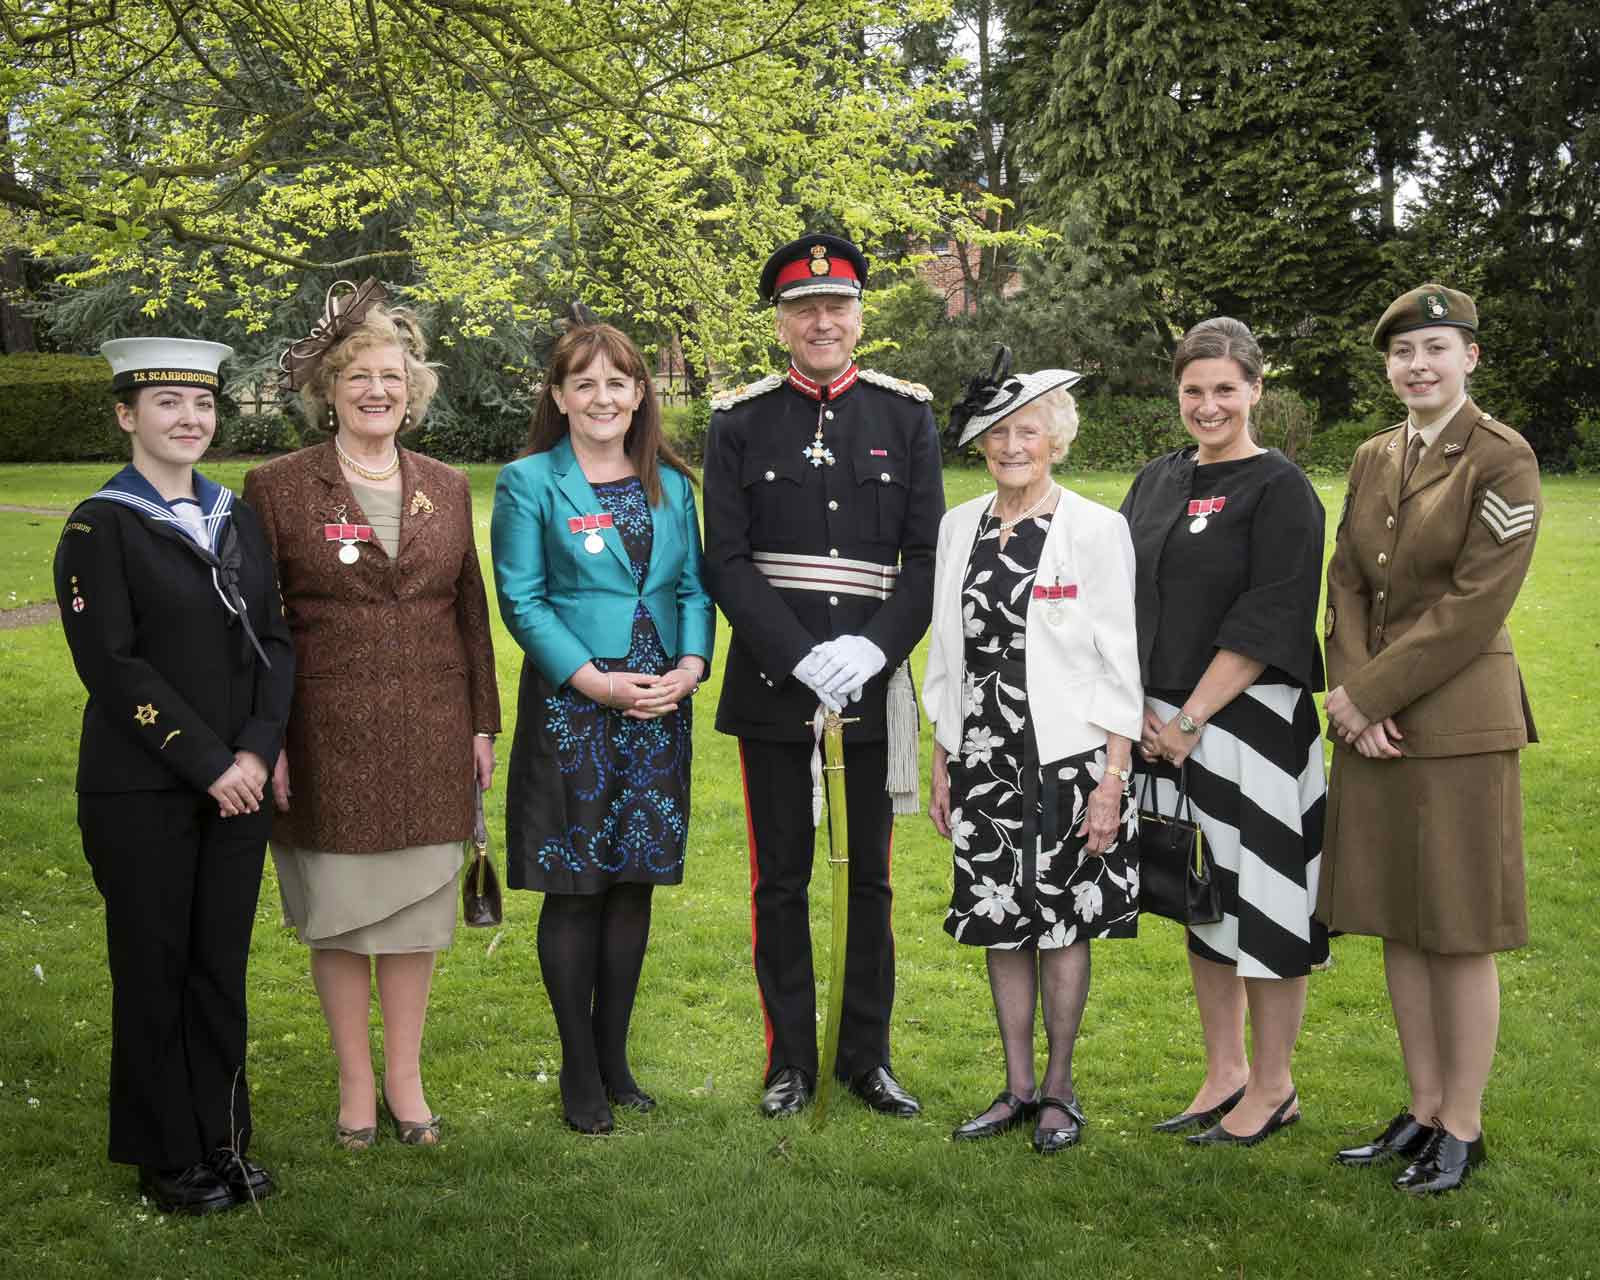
[79,790,267,1169]
[739,738,895,1086]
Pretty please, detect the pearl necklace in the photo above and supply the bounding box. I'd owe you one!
[991,482,1059,532]
[335,438,400,482]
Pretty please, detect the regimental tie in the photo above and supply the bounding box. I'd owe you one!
[1403,433,1425,486]
[786,363,859,468]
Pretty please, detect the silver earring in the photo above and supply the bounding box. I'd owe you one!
[326,404,335,429]
[402,410,412,430]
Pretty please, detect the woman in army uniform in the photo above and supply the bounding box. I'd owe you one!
[55,338,293,1214]
[1320,284,1542,1195]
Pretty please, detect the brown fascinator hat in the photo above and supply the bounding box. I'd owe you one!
[278,277,391,392]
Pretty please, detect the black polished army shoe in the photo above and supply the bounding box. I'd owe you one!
[1335,1111,1437,1167]
[1394,1126,1486,1195]
[209,1148,276,1205]
[845,1066,921,1117]
[138,1162,240,1216]
[759,1066,812,1118]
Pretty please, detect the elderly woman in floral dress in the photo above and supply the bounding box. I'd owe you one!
[925,351,1144,1155]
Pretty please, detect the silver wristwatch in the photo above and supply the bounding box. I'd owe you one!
[1177,712,1202,735]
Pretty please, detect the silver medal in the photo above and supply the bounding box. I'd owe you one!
[584,531,605,554]
[1189,516,1208,534]
[338,542,360,564]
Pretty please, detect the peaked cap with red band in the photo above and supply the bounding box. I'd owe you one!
[759,233,869,306]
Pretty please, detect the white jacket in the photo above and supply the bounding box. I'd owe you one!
[923,486,1144,764]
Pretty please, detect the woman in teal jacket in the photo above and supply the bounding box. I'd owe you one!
[492,318,713,1134]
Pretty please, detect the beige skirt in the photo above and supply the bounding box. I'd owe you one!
[273,841,462,954]
[1317,748,1527,954]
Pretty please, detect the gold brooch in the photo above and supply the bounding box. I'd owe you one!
[134,703,159,726]
[409,490,434,516]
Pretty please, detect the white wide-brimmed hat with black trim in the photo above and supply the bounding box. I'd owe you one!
[947,346,1082,448]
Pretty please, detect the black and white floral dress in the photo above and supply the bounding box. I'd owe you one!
[944,506,1139,949]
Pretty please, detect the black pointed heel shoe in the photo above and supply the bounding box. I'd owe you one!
[1187,1091,1299,1147]
[1152,1085,1246,1135]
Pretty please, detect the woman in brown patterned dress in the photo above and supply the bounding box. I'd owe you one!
[245,280,500,1149]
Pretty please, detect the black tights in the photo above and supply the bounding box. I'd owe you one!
[978,942,1092,1127]
[537,884,654,1124]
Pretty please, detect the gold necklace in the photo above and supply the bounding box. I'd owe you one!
[335,438,400,482]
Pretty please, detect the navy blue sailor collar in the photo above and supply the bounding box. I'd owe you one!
[88,463,234,553]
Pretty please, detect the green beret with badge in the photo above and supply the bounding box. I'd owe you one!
[1371,282,1479,350]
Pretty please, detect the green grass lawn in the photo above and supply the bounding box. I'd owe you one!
[1,463,1596,1278]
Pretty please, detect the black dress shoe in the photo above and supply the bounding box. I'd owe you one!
[1394,1124,1485,1194]
[759,1066,812,1118]
[138,1163,240,1216]
[607,1086,658,1114]
[209,1148,276,1205]
[1151,1085,1246,1135]
[1187,1091,1299,1147]
[952,1090,1038,1142]
[1032,1095,1086,1155]
[846,1066,921,1117]
[1334,1111,1437,1167]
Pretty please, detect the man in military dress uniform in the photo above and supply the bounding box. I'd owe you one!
[702,233,944,1118]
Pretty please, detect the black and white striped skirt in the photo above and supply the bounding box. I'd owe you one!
[1144,684,1328,979]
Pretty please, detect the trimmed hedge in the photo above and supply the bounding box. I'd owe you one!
[218,413,302,455]
[0,354,124,462]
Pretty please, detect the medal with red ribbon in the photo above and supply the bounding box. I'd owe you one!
[324,521,374,564]
[1187,495,1226,534]
[567,512,614,554]
[1033,581,1077,624]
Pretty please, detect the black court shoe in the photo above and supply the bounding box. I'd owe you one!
[1335,1111,1437,1167]
[952,1090,1038,1142]
[1152,1085,1246,1135]
[1188,1091,1299,1147]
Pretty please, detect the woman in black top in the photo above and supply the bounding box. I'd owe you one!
[55,339,293,1213]
[1119,318,1327,1147]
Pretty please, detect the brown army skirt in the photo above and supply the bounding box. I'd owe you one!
[1316,747,1527,954]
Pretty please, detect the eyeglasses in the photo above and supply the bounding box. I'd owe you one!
[342,371,407,392]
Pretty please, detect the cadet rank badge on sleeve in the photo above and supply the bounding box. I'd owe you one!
[1478,489,1536,544]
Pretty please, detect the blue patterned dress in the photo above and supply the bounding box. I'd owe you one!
[508,477,693,892]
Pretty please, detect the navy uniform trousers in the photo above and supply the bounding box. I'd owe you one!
[740,739,894,1084]
[80,792,268,1167]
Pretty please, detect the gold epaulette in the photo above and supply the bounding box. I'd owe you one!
[857,368,933,402]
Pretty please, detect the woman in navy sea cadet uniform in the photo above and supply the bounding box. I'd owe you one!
[492,317,713,1135]
[1320,284,1542,1195]
[701,232,945,1120]
[55,338,293,1214]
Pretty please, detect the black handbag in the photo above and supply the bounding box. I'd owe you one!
[462,783,502,928]
[1136,763,1222,926]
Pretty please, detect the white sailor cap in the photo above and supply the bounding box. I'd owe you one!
[100,338,234,393]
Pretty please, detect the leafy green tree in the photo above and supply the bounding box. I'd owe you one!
[1013,0,1402,415]
[1,0,992,378]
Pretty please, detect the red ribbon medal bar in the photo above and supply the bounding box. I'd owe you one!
[567,512,614,554]
[1187,496,1226,534]
[324,522,374,565]
[1033,582,1077,624]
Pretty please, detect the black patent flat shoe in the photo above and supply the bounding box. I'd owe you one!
[846,1065,921,1117]
[607,1086,658,1114]
[1188,1091,1299,1147]
[952,1090,1038,1142]
[1394,1123,1485,1194]
[138,1162,240,1216]
[759,1066,812,1118]
[209,1148,276,1205]
[1032,1095,1087,1155]
[1335,1111,1437,1167]
[1152,1085,1246,1135]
